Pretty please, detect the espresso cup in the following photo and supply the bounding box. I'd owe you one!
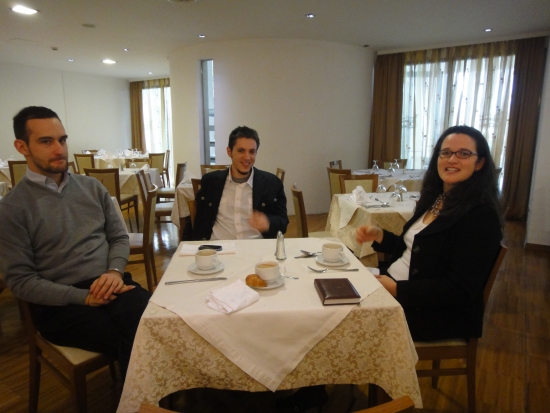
[195,249,219,270]
[255,261,283,284]
[322,243,345,263]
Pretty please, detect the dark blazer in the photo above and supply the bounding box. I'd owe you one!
[373,202,502,341]
[192,167,288,240]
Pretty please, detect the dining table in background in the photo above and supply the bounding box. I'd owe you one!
[326,192,419,267]
[0,182,8,197]
[118,168,164,195]
[353,169,425,192]
[95,155,150,169]
[0,166,11,185]
[117,237,421,412]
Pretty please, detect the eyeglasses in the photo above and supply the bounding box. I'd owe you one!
[438,150,478,159]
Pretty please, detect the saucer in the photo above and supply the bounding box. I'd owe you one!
[315,255,350,267]
[249,275,285,290]
[188,262,224,275]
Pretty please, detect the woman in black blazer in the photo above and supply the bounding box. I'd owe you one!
[357,125,503,341]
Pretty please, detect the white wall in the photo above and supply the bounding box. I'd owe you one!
[169,38,374,214]
[0,62,131,160]
[526,51,550,247]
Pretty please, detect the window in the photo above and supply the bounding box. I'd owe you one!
[142,79,172,156]
[201,60,215,164]
[401,43,516,187]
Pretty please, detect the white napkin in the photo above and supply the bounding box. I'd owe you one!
[179,242,236,256]
[140,164,150,170]
[182,170,197,184]
[349,186,369,204]
[206,280,259,314]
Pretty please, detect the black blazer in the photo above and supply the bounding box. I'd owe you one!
[192,167,288,240]
[373,202,502,341]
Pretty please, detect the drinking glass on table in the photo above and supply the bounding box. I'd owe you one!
[372,160,379,171]
[376,183,387,193]
[393,159,400,169]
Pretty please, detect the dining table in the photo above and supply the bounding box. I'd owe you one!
[326,192,419,267]
[117,237,422,412]
[118,167,164,195]
[353,169,425,192]
[0,166,11,185]
[0,182,8,197]
[95,154,150,169]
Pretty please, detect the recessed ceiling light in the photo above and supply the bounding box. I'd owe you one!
[123,48,130,52]
[149,72,153,75]
[12,5,38,15]
[68,58,74,62]
[485,28,492,32]
[198,34,206,38]
[305,14,315,18]
[102,59,116,64]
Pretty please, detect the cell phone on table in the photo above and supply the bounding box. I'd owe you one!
[198,245,223,251]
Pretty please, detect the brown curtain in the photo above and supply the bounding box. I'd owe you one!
[130,81,145,150]
[369,53,405,166]
[502,37,548,220]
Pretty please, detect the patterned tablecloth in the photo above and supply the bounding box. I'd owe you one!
[117,238,421,412]
[326,193,418,267]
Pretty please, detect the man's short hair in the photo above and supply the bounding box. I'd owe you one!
[13,106,60,144]
[228,126,260,151]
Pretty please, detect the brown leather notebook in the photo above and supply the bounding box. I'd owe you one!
[314,278,361,305]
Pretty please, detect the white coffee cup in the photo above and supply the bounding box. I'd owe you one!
[255,261,284,284]
[322,243,345,263]
[195,249,219,270]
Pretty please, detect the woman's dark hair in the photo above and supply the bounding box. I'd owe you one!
[416,125,501,220]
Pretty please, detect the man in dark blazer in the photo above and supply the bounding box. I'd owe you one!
[192,126,288,241]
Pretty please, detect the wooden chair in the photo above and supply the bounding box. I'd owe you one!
[162,149,171,188]
[276,167,286,183]
[200,164,229,175]
[141,171,174,228]
[74,154,95,174]
[383,159,407,169]
[338,174,379,194]
[131,171,159,291]
[84,168,139,232]
[8,160,27,187]
[81,149,98,154]
[68,161,78,174]
[353,396,414,413]
[414,244,508,413]
[0,274,24,320]
[291,185,333,238]
[329,159,342,169]
[188,199,197,227]
[191,178,202,197]
[19,299,116,413]
[327,167,352,200]
[148,153,166,185]
[158,162,187,202]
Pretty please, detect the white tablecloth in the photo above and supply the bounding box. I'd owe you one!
[117,238,421,412]
[0,167,11,184]
[353,169,425,192]
[0,182,7,196]
[118,168,163,194]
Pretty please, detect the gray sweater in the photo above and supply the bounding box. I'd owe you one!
[0,174,129,306]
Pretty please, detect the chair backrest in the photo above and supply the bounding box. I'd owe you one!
[164,149,170,169]
[329,160,342,169]
[276,167,285,183]
[8,160,27,187]
[291,185,309,238]
[82,149,98,154]
[327,167,352,199]
[339,174,379,194]
[191,178,201,196]
[188,199,197,226]
[174,162,187,186]
[200,164,229,175]
[383,159,407,169]
[148,153,165,170]
[142,185,158,246]
[483,244,507,308]
[68,161,78,174]
[354,395,414,413]
[74,154,95,174]
[84,168,121,201]
[136,170,149,204]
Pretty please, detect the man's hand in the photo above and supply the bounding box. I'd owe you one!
[249,211,270,233]
[87,271,135,305]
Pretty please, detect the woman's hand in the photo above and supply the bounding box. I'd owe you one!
[375,275,397,297]
[356,225,383,244]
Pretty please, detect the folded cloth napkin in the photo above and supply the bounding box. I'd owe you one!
[207,279,259,314]
[179,242,236,256]
[349,186,369,204]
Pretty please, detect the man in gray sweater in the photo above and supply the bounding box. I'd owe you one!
[0,106,151,378]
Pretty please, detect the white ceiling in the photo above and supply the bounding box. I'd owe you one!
[1,0,549,80]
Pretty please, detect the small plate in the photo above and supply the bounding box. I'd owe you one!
[188,262,224,275]
[315,255,350,267]
[249,275,285,290]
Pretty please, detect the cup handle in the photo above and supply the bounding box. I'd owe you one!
[213,256,219,267]
[279,265,286,276]
[339,251,345,261]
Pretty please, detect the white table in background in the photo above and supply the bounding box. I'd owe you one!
[117,238,421,412]
[0,167,11,185]
[326,192,418,267]
[0,182,8,196]
[353,169,425,192]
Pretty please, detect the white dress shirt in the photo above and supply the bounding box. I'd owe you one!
[211,169,262,240]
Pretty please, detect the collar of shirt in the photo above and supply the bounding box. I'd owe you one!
[227,167,254,187]
[26,168,70,193]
